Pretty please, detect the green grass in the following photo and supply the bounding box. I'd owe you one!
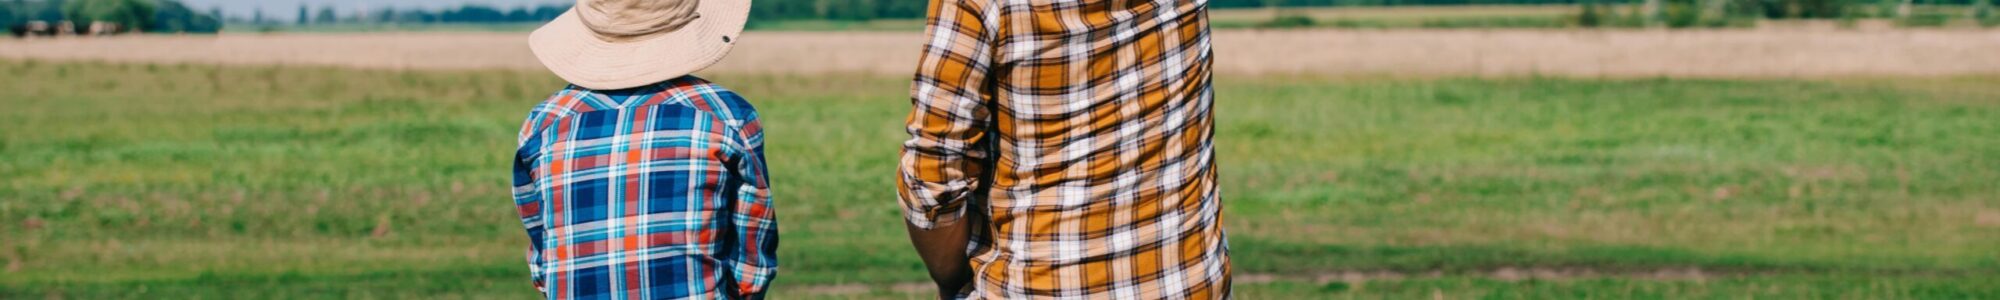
[1,60,1998,299]
[1211,5,1584,29]
[1237,275,2000,299]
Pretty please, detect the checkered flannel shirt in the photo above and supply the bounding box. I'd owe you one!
[897,0,1232,298]
[514,76,776,300]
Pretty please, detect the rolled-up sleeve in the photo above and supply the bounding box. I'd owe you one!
[898,0,997,229]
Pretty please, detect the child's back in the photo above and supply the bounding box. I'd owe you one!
[516,0,764,298]
[511,76,773,299]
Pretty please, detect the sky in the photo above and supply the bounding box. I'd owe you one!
[176,0,571,21]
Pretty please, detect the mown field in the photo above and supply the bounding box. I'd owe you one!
[1,60,1998,299]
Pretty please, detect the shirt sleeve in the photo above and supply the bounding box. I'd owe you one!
[898,0,998,230]
[728,110,778,299]
[512,108,555,293]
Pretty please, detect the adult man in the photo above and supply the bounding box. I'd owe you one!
[513,0,776,299]
[896,0,1230,297]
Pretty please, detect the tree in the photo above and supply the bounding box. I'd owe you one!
[1699,0,1726,22]
[874,0,925,20]
[439,5,504,22]
[372,7,397,23]
[148,0,221,32]
[506,7,530,21]
[296,4,307,25]
[64,0,156,28]
[1578,0,1607,27]
[34,0,65,22]
[532,5,564,20]
[1975,0,1992,19]
[1642,0,1663,25]
[315,7,334,24]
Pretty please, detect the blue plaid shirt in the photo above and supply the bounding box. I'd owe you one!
[512,76,776,300]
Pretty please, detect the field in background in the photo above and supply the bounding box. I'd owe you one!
[217,6,1575,33]
[223,22,546,33]
[1209,5,1582,28]
[745,19,926,31]
[714,5,1584,31]
[1,60,1997,298]
[209,4,2000,32]
[7,30,2000,77]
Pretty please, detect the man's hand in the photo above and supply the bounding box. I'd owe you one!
[905,208,986,299]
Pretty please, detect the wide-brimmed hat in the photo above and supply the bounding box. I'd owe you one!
[529,0,749,90]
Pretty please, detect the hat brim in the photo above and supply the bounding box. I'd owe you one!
[528,1,749,90]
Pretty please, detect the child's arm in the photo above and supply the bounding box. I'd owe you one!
[729,112,778,300]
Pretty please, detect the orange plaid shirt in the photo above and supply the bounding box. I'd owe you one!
[896,0,1230,297]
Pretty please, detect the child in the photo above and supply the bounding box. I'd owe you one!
[513,0,774,299]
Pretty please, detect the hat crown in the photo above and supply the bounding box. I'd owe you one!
[576,0,701,40]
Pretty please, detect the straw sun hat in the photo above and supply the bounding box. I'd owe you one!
[529,0,750,90]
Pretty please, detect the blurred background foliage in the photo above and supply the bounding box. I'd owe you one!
[4,0,218,33]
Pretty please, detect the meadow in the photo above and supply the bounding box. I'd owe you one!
[1206,5,1581,28]
[1,60,1998,299]
[11,30,2000,78]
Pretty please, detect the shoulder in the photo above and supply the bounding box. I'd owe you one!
[516,86,592,145]
[535,86,600,118]
[667,77,764,152]
[669,77,761,133]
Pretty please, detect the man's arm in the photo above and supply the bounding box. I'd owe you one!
[904,206,984,297]
[898,0,996,297]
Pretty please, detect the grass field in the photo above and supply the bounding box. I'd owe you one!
[13,30,2000,78]
[734,5,1588,30]
[1208,5,1582,28]
[1,60,1998,299]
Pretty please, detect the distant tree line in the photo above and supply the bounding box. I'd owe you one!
[1213,0,1598,7]
[1,0,219,33]
[278,3,573,25]
[746,0,1622,19]
[751,0,929,20]
[14,0,1982,30]
[748,0,1989,19]
[745,0,1613,20]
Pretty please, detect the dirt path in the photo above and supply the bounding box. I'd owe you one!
[4,29,1999,77]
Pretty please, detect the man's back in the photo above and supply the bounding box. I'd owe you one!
[898,0,1229,297]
